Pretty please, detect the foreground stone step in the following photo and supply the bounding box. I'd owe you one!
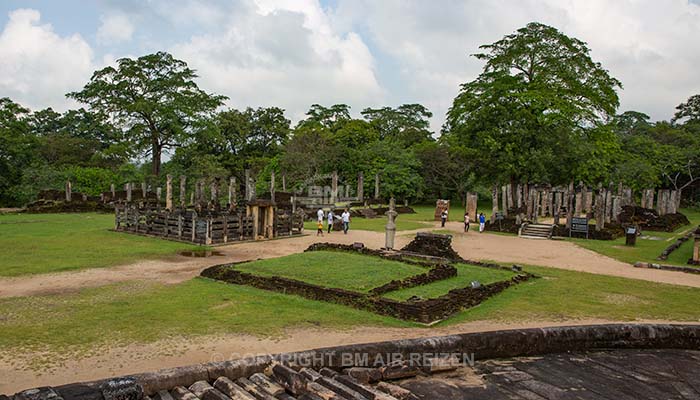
[271,363,307,395]
[334,375,399,400]
[212,377,256,400]
[234,378,276,400]
[189,382,215,399]
[170,387,199,400]
[248,373,286,397]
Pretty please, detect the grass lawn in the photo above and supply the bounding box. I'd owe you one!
[235,251,427,292]
[0,213,200,277]
[2,263,700,365]
[382,264,516,301]
[569,208,700,267]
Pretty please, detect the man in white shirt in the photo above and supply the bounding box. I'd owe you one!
[341,209,351,234]
[327,209,335,233]
[317,208,324,224]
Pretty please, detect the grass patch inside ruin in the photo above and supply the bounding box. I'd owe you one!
[234,251,427,292]
[569,208,700,267]
[0,213,201,277]
[382,264,517,301]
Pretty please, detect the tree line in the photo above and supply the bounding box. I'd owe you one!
[1,22,699,207]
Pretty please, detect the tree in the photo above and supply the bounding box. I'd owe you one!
[444,22,622,186]
[0,98,36,205]
[68,52,227,176]
[672,94,700,124]
[299,104,351,131]
[361,104,434,147]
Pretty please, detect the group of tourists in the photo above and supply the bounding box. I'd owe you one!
[442,209,487,233]
[463,212,486,233]
[316,207,350,236]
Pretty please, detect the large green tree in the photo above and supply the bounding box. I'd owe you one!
[444,22,622,186]
[68,52,226,176]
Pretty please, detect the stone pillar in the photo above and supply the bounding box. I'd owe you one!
[668,190,678,214]
[270,171,276,203]
[506,183,514,211]
[331,170,338,204]
[605,188,613,223]
[357,172,364,202]
[622,188,633,207]
[566,182,574,229]
[142,182,147,199]
[165,175,173,210]
[580,187,588,214]
[501,185,508,216]
[466,192,478,221]
[126,183,132,202]
[179,176,186,207]
[522,183,529,214]
[554,192,562,218]
[491,184,499,223]
[533,190,540,223]
[282,174,286,192]
[612,196,621,223]
[245,169,255,201]
[65,180,72,202]
[595,189,606,231]
[657,189,665,215]
[547,191,554,217]
[384,198,397,250]
[574,190,582,216]
[584,190,593,215]
[693,235,700,264]
[110,183,115,199]
[228,177,236,207]
[344,184,350,199]
[156,187,162,203]
[516,184,522,209]
[210,179,219,208]
[647,189,655,210]
[374,173,380,199]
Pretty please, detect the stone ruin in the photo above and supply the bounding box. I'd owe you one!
[400,232,461,261]
[434,199,450,221]
[6,324,700,400]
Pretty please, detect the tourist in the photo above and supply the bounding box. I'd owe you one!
[317,207,324,223]
[327,208,335,233]
[479,212,486,232]
[316,220,324,236]
[341,208,351,234]
[464,213,470,232]
[441,209,448,227]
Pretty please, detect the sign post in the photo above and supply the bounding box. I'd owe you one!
[570,217,589,239]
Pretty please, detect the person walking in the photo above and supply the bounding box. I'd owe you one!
[316,219,324,236]
[464,213,470,232]
[479,212,486,233]
[440,209,448,227]
[341,208,351,234]
[327,208,335,233]
[317,207,324,224]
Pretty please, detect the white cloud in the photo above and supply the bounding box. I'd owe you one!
[335,0,700,127]
[96,12,135,45]
[169,0,383,121]
[0,9,94,111]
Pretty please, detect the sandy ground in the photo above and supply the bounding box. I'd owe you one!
[3,221,700,392]
[3,221,700,299]
[2,318,695,393]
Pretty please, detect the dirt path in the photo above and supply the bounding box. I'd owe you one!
[1,318,694,393]
[3,222,700,299]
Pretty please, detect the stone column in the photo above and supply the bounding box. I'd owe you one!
[228,177,236,207]
[211,179,219,208]
[179,176,186,207]
[466,192,478,220]
[516,184,522,209]
[612,196,621,223]
[506,183,514,211]
[522,183,529,214]
[110,183,115,199]
[65,180,72,202]
[384,198,398,250]
[282,174,286,192]
[357,172,364,202]
[554,192,562,219]
[374,173,380,199]
[566,182,574,229]
[547,191,554,217]
[126,183,132,202]
[344,184,350,199]
[580,187,588,214]
[270,171,276,203]
[533,190,540,223]
[156,187,162,203]
[584,190,593,215]
[501,185,508,216]
[491,184,499,223]
[141,182,147,199]
[693,235,700,264]
[622,188,633,207]
[657,189,665,215]
[165,175,173,210]
[574,190,582,216]
[526,187,534,219]
[245,169,255,201]
[605,188,613,223]
[595,189,606,231]
[331,170,338,204]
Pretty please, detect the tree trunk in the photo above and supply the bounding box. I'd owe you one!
[151,141,162,176]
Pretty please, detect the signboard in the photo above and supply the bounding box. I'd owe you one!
[495,212,505,221]
[570,217,589,239]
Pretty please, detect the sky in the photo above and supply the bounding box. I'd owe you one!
[1,0,700,131]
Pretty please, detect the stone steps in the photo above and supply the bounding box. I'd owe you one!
[519,223,554,240]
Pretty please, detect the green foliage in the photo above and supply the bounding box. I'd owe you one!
[444,22,622,186]
[68,52,226,176]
